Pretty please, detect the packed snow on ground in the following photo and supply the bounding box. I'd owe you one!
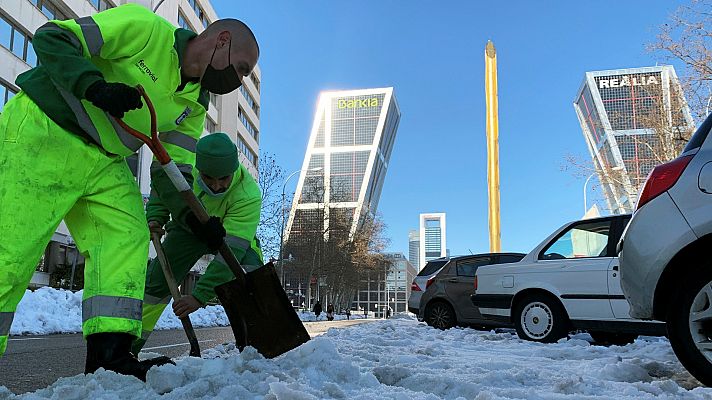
[9,287,362,336]
[3,313,712,399]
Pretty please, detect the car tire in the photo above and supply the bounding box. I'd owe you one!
[667,269,712,386]
[589,331,638,346]
[514,294,569,343]
[424,301,456,330]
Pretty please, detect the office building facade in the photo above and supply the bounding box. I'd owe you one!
[573,66,694,213]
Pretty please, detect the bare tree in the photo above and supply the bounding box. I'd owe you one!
[282,177,391,310]
[651,0,712,119]
[256,152,286,261]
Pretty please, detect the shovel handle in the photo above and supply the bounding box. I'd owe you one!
[116,87,248,286]
[151,233,201,357]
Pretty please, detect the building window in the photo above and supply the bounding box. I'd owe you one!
[239,85,260,116]
[236,135,257,166]
[0,15,36,66]
[238,106,259,141]
[187,0,210,28]
[177,10,192,31]
[0,79,18,113]
[31,0,69,20]
[249,73,260,91]
[88,0,113,11]
[205,116,216,133]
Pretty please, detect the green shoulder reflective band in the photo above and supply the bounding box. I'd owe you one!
[159,131,197,153]
[0,312,14,336]
[225,235,250,251]
[82,295,142,323]
[150,160,193,175]
[144,293,171,306]
[75,16,104,56]
[36,22,83,50]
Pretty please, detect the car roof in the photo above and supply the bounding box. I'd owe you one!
[448,252,526,261]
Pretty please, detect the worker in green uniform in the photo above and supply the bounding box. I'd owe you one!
[132,132,263,354]
[0,4,258,381]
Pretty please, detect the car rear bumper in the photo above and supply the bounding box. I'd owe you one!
[619,193,696,319]
[471,294,513,309]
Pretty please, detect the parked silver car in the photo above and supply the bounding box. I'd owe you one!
[408,257,450,316]
[619,114,712,385]
[417,253,525,329]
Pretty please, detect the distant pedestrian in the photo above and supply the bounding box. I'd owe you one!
[313,301,323,319]
[386,307,391,319]
[364,308,368,318]
[345,309,351,320]
[326,304,335,321]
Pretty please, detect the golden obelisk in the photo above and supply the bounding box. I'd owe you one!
[485,40,501,252]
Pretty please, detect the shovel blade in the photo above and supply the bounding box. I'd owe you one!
[214,262,310,358]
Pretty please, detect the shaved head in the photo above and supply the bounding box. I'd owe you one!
[204,19,259,57]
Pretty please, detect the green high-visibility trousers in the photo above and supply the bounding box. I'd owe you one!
[0,92,148,356]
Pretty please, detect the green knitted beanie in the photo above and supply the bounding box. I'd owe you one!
[195,132,239,178]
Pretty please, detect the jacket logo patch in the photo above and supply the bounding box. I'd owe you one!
[176,107,192,125]
[136,59,158,82]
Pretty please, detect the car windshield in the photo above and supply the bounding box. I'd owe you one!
[684,113,712,152]
[417,260,448,276]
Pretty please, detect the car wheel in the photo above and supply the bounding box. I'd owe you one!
[514,294,569,343]
[589,331,638,346]
[425,301,456,330]
[667,270,712,386]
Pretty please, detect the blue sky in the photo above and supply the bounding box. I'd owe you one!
[215,1,688,258]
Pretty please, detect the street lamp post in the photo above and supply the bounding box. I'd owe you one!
[279,167,322,288]
[583,172,595,215]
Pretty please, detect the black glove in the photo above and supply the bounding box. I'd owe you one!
[185,212,226,251]
[85,80,142,118]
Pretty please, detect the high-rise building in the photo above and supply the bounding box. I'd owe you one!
[351,253,416,317]
[419,213,446,269]
[573,66,694,213]
[0,0,260,287]
[284,88,400,243]
[408,229,419,271]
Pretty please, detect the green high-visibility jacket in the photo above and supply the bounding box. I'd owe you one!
[16,4,209,225]
[146,164,263,304]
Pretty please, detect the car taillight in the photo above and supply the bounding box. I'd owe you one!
[473,275,478,291]
[425,277,435,289]
[636,155,694,210]
[411,281,421,292]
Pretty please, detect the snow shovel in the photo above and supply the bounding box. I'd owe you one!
[116,85,310,358]
[150,232,201,357]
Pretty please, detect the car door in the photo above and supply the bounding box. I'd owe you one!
[444,256,492,321]
[608,215,634,319]
[537,218,616,320]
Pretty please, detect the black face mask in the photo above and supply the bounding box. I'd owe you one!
[201,38,242,95]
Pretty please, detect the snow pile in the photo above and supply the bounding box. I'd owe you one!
[296,311,365,322]
[5,318,712,399]
[9,287,363,335]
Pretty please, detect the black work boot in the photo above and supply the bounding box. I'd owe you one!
[85,333,174,381]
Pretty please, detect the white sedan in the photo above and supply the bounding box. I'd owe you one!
[471,214,664,344]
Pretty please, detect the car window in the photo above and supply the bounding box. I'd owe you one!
[684,113,712,152]
[456,257,491,277]
[540,220,612,260]
[417,259,448,276]
[497,254,525,264]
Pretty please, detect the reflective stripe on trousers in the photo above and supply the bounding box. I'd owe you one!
[82,296,143,323]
